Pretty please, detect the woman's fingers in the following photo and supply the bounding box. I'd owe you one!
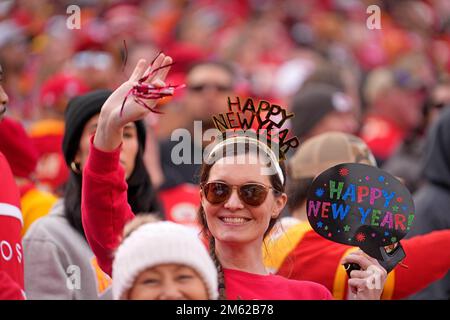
[145,53,166,82]
[130,59,148,82]
[342,253,372,270]
[144,54,173,84]
[348,278,369,294]
[349,269,372,279]
[343,250,387,300]
[155,56,173,82]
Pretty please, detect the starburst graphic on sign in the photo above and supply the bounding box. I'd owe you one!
[391,237,397,243]
[317,221,323,228]
[397,197,403,203]
[378,176,385,182]
[324,225,329,231]
[392,205,399,212]
[315,188,325,197]
[356,232,366,242]
[344,225,351,232]
[339,168,349,176]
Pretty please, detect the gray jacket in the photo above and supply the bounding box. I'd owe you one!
[23,200,112,299]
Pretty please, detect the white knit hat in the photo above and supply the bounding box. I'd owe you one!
[112,221,218,300]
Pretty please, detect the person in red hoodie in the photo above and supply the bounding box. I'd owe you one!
[81,53,388,300]
[0,117,58,236]
[0,64,25,299]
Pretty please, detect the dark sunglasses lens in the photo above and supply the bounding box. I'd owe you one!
[205,183,230,204]
[216,85,231,92]
[189,84,231,92]
[239,184,268,206]
[189,85,204,92]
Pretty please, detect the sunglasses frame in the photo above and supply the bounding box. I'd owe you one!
[201,181,281,207]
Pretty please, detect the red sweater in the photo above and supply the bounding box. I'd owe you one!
[82,139,332,300]
[0,152,25,299]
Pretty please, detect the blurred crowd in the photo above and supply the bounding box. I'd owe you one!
[1,0,450,300]
[1,0,450,190]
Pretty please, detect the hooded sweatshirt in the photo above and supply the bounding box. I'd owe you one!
[0,152,25,299]
[23,200,112,299]
[406,107,450,299]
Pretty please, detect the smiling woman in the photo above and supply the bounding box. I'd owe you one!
[112,216,218,300]
[196,136,333,299]
[81,53,387,300]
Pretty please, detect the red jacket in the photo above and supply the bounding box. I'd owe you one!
[0,152,25,299]
[265,222,450,299]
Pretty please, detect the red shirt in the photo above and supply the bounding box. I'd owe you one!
[0,152,25,299]
[224,268,332,300]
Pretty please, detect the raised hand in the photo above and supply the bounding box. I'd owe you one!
[94,53,173,151]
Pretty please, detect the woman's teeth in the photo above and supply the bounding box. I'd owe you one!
[221,217,248,224]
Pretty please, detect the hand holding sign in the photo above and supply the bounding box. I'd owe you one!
[306,163,415,272]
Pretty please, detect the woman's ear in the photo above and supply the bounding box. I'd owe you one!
[199,189,204,204]
[272,193,287,219]
[73,150,81,166]
[70,151,83,174]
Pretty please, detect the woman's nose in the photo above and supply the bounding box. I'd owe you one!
[224,188,244,210]
[159,280,184,300]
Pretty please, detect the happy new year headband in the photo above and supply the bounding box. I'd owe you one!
[211,97,300,156]
[206,96,301,183]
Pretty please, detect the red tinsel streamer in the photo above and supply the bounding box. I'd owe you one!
[120,52,185,116]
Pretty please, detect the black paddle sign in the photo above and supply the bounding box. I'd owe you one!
[306,163,415,260]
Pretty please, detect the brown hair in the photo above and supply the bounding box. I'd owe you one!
[198,140,286,299]
[286,176,314,212]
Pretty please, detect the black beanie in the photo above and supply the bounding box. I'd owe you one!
[290,84,352,139]
[62,89,146,167]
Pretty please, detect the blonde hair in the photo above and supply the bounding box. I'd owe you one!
[122,214,162,240]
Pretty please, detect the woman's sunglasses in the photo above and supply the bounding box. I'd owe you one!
[201,181,281,207]
[188,83,232,93]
